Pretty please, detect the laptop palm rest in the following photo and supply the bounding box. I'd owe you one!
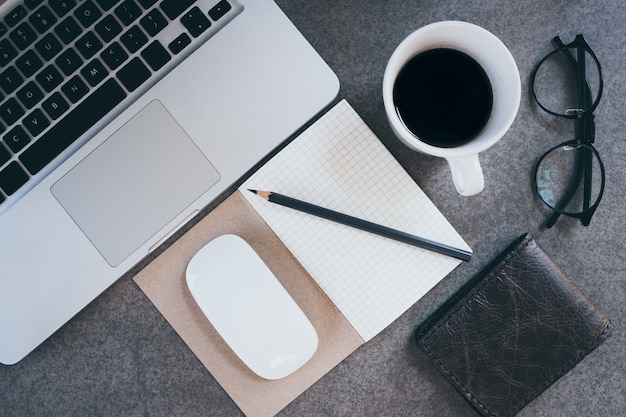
[51,100,220,267]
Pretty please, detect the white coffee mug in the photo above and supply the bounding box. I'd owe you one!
[383,21,521,196]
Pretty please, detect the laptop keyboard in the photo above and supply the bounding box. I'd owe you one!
[0,0,243,210]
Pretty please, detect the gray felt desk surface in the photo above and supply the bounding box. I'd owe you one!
[2,1,624,416]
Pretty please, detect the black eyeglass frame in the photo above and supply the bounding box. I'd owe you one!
[530,34,605,227]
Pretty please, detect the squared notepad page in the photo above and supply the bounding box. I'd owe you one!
[241,100,471,341]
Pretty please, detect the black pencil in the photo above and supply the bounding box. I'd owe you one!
[248,190,472,262]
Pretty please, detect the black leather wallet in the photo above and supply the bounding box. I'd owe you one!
[415,234,612,417]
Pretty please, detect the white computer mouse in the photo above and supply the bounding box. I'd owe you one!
[185,234,318,380]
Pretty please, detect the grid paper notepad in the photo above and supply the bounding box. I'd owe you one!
[241,100,471,341]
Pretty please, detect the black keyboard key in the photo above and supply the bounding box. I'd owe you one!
[140,8,167,36]
[5,5,28,27]
[29,6,58,34]
[0,192,4,204]
[20,78,126,175]
[181,7,210,38]
[0,39,18,66]
[0,22,7,38]
[160,0,196,20]
[0,161,29,196]
[55,48,83,75]
[0,138,9,158]
[141,40,170,71]
[138,0,158,9]
[42,92,69,120]
[49,0,77,17]
[76,31,103,59]
[209,0,231,21]
[81,58,108,86]
[0,98,25,126]
[95,15,122,43]
[0,143,10,165]
[35,33,63,60]
[75,1,102,28]
[61,75,88,103]
[36,64,63,92]
[115,0,142,26]
[168,33,190,55]
[4,125,30,153]
[23,109,50,137]
[117,56,150,92]
[120,25,147,53]
[16,50,43,77]
[0,67,24,95]
[101,42,128,70]
[55,16,82,44]
[16,81,44,109]
[95,0,122,11]
[10,22,38,50]
[26,0,46,10]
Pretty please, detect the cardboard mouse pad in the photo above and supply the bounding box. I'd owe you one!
[133,191,364,417]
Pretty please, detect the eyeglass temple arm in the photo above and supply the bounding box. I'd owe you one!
[573,43,595,217]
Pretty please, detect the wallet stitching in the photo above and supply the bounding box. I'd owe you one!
[421,236,611,417]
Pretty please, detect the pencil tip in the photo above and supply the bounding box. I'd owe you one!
[251,190,271,200]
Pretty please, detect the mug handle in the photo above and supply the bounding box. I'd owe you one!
[446,155,484,196]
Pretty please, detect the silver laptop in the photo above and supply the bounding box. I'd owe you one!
[0,0,339,365]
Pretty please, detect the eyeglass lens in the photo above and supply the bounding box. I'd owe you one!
[536,143,603,216]
[533,47,601,116]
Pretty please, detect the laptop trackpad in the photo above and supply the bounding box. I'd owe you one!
[51,100,220,267]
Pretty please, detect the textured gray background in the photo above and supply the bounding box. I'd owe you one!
[2,1,624,416]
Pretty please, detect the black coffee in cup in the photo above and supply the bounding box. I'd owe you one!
[393,48,493,148]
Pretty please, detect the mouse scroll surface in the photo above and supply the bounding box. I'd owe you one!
[186,234,318,380]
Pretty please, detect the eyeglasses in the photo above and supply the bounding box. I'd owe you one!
[530,34,605,227]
